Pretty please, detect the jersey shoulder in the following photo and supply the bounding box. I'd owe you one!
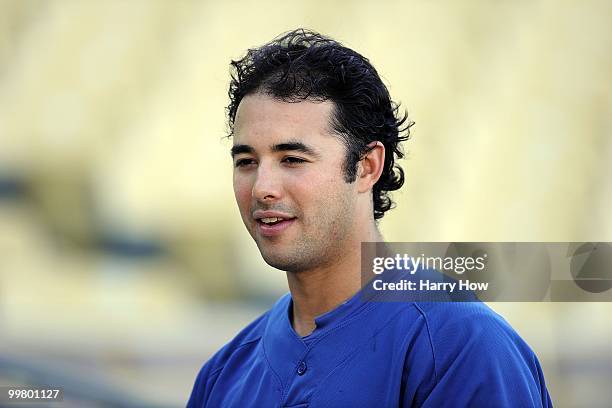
[187,295,287,407]
[202,295,286,373]
[411,301,545,383]
[412,301,532,359]
[408,302,552,406]
[195,293,292,372]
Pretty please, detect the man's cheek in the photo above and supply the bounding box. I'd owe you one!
[233,182,251,207]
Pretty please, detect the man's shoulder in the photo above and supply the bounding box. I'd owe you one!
[412,301,522,344]
[230,294,289,344]
[409,301,528,352]
[401,302,551,405]
[409,301,541,374]
[187,295,289,407]
[202,293,289,371]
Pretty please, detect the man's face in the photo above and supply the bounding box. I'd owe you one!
[232,93,359,272]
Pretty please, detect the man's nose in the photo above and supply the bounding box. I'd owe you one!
[252,163,281,202]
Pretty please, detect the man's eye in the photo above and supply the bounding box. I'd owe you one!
[282,157,306,165]
[235,158,256,168]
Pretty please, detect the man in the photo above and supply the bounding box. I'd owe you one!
[188,28,552,407]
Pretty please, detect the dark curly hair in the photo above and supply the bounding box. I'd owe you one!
[227,28,413,220]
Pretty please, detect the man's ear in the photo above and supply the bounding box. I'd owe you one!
[357,141,385,193]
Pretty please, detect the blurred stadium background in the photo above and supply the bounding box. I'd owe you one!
[0,0,611,406]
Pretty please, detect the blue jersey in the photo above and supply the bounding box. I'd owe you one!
[188,293,552,407]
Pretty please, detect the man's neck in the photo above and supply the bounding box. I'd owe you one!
[287,224,383,337]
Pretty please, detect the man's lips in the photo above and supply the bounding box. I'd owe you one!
[252,210,296,238]
[252,210,294,219]
[256,218,296,237]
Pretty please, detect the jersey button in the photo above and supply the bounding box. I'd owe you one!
[296,361,307,376]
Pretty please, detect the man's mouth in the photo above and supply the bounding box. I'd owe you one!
[259,217,287,226]
[254,215,296,237]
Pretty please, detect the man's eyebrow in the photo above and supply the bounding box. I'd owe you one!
[272,141,321,158]
[230,144,254,158]
[230,141,322,158]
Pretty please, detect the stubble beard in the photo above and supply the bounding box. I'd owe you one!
[255,195,355,274]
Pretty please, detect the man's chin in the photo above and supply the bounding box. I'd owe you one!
[260,251,290,269]
[259,249,306,273]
